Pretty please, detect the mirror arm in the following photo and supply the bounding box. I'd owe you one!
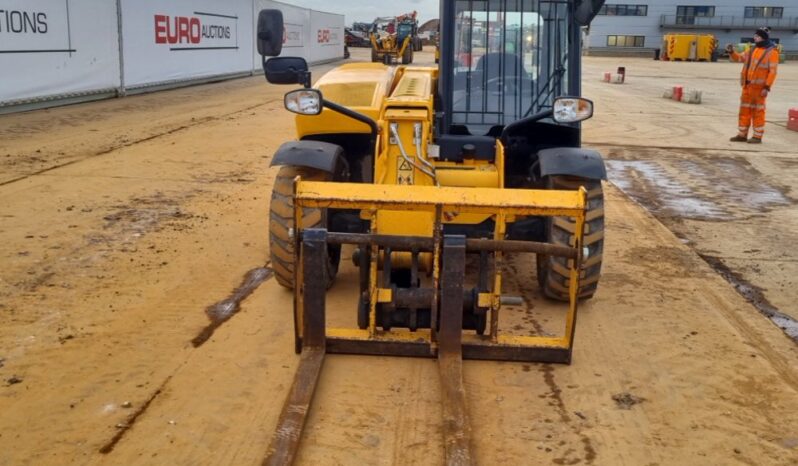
[322,99,379,149]
[500,109,553,143]
[299,71,312,89]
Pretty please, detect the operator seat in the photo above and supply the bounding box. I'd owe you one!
[448,52,533,149]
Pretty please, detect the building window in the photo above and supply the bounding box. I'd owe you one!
[598,4,648,16]
[675,6,715,24]
[607,35,646,47]
[744,7,783,18]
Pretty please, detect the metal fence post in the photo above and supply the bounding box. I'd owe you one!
[116,0,126,97]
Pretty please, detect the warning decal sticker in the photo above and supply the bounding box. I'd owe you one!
[397,158,414,185]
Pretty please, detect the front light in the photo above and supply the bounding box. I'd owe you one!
[552,97,594,123]
[284,89,322,115]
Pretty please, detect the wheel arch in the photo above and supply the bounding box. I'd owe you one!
[537,147,607,181]
[270,140,349,178]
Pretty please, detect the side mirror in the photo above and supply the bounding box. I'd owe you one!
[574,0,605,26]
[284,89,323,115]
[264,57,310,86]
[552,97,594,123]
[257,9,284,57]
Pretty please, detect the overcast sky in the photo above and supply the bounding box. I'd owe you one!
[286,0,439,25]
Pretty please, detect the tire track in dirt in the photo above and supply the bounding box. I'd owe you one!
[700,254,798,343]
[506,257,597,465]
[98,374,176,454]
[97,264,274,454]
[0,100,275,188]
[539,364,597,466]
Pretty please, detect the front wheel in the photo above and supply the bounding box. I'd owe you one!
[402,46,413,64]
[269,165,341,289]
[537,176,604,301]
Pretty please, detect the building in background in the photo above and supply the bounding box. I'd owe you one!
[586,1,797,58]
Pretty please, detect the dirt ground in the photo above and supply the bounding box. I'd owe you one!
[582,56,798,339]
[1,47,797,465]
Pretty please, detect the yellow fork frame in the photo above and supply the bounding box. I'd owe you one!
[293,179,587,363]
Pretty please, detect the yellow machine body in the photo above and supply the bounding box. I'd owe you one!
[295,63,395,136]
[370,33,412,61]
[298,64,501,231]
[285,60,588,353]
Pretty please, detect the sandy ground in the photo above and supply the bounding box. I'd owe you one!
[582,57,798,338]
[0,47,797,465]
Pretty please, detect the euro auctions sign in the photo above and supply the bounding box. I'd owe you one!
[121,0,252,88]
[316,28,341,47]
[0,1,72,54]
[154,11,238,50]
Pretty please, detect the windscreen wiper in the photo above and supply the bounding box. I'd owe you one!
[523,52,568,118]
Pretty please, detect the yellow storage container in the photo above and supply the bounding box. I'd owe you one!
[663,34,716,61]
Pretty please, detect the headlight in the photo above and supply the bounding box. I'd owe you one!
[552,97,594,123]
[284,89,322,115]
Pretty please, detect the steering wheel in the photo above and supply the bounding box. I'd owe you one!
[485,75,531,96]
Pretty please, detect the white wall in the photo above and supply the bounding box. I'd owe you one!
[0,0,121,104]
[1,0,345,108]
[253,0,344,70]
[121,0,254,88]
[308,9,344,64]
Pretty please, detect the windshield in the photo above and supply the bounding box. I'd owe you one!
[451,0,570,134]
[397,23,414,40]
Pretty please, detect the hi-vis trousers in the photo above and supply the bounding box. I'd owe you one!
[738,85,768,139]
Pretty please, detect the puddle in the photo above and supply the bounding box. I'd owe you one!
[607,160,725,219]
[700,254,798,343]
[606,156,792,221]
[191,267,273,347]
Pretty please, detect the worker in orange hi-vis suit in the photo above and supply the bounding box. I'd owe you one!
[726,27,779,144]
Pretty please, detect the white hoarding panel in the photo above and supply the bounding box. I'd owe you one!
[0,0,120,104]
[309,10,344,64]
[121,0,253,88]
[253,0,311,68]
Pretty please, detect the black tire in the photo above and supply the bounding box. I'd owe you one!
[537,176,604,301]
[269,166,341,289]
[402,46,413,65]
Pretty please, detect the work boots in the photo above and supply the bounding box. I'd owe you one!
[748,137,762,144]
[730,135,748,142]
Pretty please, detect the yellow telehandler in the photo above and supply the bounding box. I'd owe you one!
[369,12,421,64]
[255,0,607,462]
